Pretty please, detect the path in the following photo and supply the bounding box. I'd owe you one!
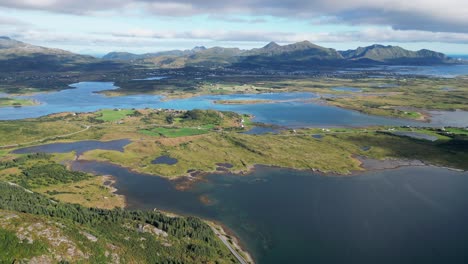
[0,125,90,149]
[210,225,250,264]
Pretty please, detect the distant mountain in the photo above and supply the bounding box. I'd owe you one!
[340,44,449,65]
[111,41,345,69]
[133,46,242,68]
[102,52,141,61]
[101,41,453,69]
[237,41,344,69]
[0,36,96,71]
[102,46,208,61]
[0,37,456,71]
[245,41,342,58]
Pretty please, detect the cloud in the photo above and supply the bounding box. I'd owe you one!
[1,0,468,34]
[207,15,267,24]
[0,16,29,27]
[0,0,128,15]
[107,27,468,44]
[4,26,468,55]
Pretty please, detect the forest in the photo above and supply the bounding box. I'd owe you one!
[0,181,237,263]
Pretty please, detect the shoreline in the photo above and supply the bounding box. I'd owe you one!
[75,150,467,187]
[206,220,255,264]
[101,174,127,208]
[139,208,255,264]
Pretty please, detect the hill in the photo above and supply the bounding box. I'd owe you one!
[340,44,449,65]
[0,36,97,71]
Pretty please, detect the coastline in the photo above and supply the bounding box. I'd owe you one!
[206,220,255,264]
[142,208,255,264]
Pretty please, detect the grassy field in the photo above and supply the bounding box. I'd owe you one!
[0,97,37,107]
[140,126,211,137]
[34,176,125,209]
[1,109,466,180]
[0,153,124,210]
[81,126,468,178]
[0,119,84,146]
[96,109,135,122]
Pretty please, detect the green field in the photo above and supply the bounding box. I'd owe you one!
[0,97,36,108]
[96,109,135,122]
[140,126,211,138]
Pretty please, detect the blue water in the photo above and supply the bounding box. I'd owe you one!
[133,76,167,81]
[0,82,424,128]
[448,55,468,61]
[332,87,362,92]
[12,139,131,156]
[381,64,468,78]
[69,161,468,264]
[152,155,178,165]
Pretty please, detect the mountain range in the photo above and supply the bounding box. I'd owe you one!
[0,36,457,71]
[103,40,454,69]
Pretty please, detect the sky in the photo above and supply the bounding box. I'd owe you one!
[1,0,468,56]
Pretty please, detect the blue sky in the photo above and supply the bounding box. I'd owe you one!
[1,0,468,55]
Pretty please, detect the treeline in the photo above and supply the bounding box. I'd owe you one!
[0,182,236,263]
[1,153,91,188]
[0,152,52,170]
[19,163,91,188]
[183,109,237,125]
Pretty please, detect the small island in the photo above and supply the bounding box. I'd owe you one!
[0,97,37,108]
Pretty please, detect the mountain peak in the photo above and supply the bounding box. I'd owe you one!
[263,41,280,49]
[192,46,207,52]
[368,44,388,49]
[297,40,312,45]
[0,36,11,40]
[288,40,324,50]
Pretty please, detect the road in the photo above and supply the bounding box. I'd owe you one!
[210,226,250,264]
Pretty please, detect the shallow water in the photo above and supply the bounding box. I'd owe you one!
[132,76,167,81]
[0,82,427,128]
[12,139,131,156]
[358,64,468,78]
[332,86,362,92]
[68,161,468,264]
[152,155,178,165]
[428,110,468,127]
[388,64,468,77]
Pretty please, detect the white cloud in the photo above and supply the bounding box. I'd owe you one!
[107,27,468,44]
[0,0,467,33]
[4,26,468,54]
